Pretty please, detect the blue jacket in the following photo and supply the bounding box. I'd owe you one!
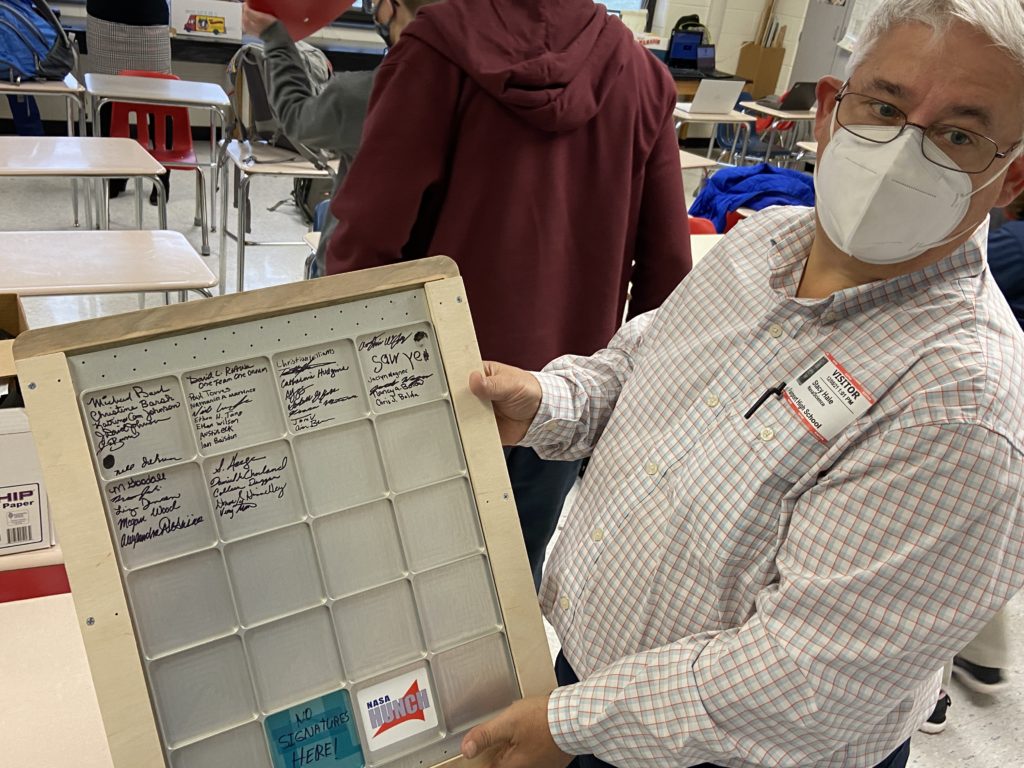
[988,221,1024,331]
[689,163,815,232]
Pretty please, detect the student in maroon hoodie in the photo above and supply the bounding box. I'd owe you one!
[326,0,692,589]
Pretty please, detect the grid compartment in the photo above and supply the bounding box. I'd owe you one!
[81,376,195,481]
[245,608,345,713]
[182,358,284,454]
[376,400,465,493]
[273,341,368,433]
[294,420,387,515]
[356,323,445,414]
[204,441,305,541]
[149,636,258,748]
[127,549,237,659]
[354,664,442,759]
[333,580,424,681]
[432,633,519,732]
[394,478,483,572]
[414,556,502,652]
[170,722,272,768]
[105,462,216,571]
[224,524,325,627]
[314,500,406,598]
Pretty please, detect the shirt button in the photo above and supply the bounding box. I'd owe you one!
[769,323,784,338]
[591,528,605,542]
[759,427,776,442]
[704,394,720,408]
[822,311,836,324]
[644,462,659,476]
[560,596,571,611]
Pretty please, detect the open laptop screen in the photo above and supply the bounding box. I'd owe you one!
[668,31,703,66]
[697,45,716,73]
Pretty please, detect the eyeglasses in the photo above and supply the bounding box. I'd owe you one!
[834,83,1021,174]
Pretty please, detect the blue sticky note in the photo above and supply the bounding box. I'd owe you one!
[265,690,365,768]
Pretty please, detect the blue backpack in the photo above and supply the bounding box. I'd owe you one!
[0,0,74,82]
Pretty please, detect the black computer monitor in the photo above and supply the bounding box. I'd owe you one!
[667,30,703,67]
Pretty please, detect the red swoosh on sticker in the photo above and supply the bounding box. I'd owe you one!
[374,681,426,737]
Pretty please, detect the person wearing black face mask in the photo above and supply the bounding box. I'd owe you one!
[362,0,416,49]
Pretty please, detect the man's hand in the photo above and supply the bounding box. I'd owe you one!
[461,697,573,768]
[469,362,542,446]
[242,2,279,37]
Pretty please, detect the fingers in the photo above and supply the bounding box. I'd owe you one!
[461,716,509,760]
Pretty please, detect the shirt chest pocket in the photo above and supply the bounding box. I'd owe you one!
[666,398,830,572]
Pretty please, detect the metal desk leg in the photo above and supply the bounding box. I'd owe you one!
[706,123,718,159]
[99,179,110,230]
[80,94,94,230]
[66,97,79,227]
[236,173,251,295]
[218,159,229,295]
[151,175,168,230]
[134,177,144,229]
[738,123,751,166]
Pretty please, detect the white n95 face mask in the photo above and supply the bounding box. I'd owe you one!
[814,117,1005,265]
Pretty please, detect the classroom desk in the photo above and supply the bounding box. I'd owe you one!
[0,136,168,229]
[680,150,719,171]
[674,106,756,164]
[0,74,92,227]
[0,592,114,768]
[85,73,231,237]
[0,230,216,300]
[795,140,818,165]
[690,234,723,266]
[219,140,335,294]
[739,102,818,164]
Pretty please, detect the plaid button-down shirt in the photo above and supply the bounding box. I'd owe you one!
[525,206,1024,767]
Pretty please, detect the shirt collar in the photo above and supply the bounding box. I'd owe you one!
[766,208,990,320]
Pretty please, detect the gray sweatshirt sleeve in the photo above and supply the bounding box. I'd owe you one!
[259,21,375,157]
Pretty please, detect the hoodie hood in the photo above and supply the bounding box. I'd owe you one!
[402,0,635,133]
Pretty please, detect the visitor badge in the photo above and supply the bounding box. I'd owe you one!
[782,353,874,443]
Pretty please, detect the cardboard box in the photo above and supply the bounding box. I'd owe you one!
[170,1,244,43]
[736,42,786,99]
[0,295,54,558]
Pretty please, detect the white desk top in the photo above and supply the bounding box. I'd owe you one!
[674,106,757,124]
[739,101,817,120]
[0,73,83,96]
[691,234,723,266]
[0,137,165,177]
[0,231,216,295]
[304,231,322,251]
[225,140,334,177]
[680,150,719,170]
[84,72,230,110]
[797,140,819,154]
[0,593,113,768]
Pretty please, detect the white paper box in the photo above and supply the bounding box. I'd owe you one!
[0,409,52,556]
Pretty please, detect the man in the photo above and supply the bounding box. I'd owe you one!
[241,0,379,277]
[460,1,1024,766]
[324,0,692,587]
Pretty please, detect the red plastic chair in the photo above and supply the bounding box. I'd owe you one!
[688,215,717,235]
[110,70,210,254]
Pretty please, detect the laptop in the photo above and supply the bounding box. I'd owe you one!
[757,81,818,111]
[666,32,735,80]
[677,79,745,114]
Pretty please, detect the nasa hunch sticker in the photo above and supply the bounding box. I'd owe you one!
[357,667,438,752]
[781,353,875,443]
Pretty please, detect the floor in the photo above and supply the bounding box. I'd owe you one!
[2,165,1022,766]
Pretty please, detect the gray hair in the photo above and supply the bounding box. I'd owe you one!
[847,0,1024,76]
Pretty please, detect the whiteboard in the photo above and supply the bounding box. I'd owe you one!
[15,258,554,768]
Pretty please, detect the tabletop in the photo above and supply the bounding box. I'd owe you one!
[739,101,817,120]
[0,230,216,294]
[84,73,230,110]
[680,150,719,170]
[224,139,334,177]
[0,136,164,177]
[797,140,819,154]
[690,234,723,266]
[674,106,757,124]
[0,73,83,96]
[0,593,113,768]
